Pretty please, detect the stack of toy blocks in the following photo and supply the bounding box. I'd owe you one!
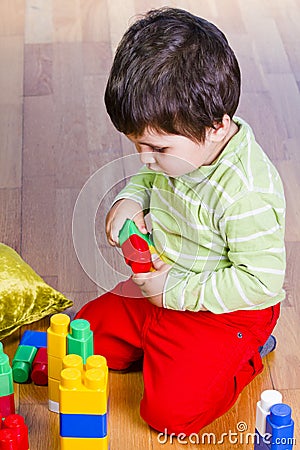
[0,343,30,449]
[47,313,109,449]
[59,353,108,449]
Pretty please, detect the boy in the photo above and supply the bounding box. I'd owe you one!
[76,8,285,435]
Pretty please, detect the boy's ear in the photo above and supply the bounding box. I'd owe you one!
[207,114,231,142]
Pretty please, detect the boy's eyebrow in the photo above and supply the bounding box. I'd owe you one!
[137,140,165,147]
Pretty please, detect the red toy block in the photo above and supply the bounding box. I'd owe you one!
[121,234,153,273]
[31,347,48,386]
[2,414,29,450]
[0,394,15,418]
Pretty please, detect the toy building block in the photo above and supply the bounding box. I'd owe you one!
[47,313,70,413]
[255,390,283,449]
[265,403,294,449]
[59,362,108,450]
[255,390,283,450]
[67,319,93,364]
[118,219,156,273]
[1,414,29,450]
[20,330,47,349]
[31,347,48,386]
[12,345,37,383]
[59,367,107,415]
[0,352,15,418]
[47,314,71,358]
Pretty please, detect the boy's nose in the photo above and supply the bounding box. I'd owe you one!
[139,151,156,165]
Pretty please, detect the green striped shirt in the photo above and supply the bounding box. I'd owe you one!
[115,117,286,313]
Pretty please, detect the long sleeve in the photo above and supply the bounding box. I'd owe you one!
[163,190,286,313]
[113,165,156,213]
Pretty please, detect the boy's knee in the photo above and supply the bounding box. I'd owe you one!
[140,375,238,436]
[140,391,207,436]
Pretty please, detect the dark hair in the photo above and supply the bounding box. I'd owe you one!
[105,7,241,142]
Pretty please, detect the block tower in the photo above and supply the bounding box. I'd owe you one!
[59,354,109,449]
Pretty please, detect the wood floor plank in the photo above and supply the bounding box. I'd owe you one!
[106,0,136,53]
[284,242,300,309]
[51,43,90,188]
[0,188,21,252]
[23,95,58,177]
[82,42,113,76]
[277,161,300,242]
[0,0,25,37]
[55,187,99,293]
[269,308,300,390]
[80,0,111,43]
[24,44,53,96]
[25,0,53,44]
[52,0,82,43]
[0,104,23,188]
[265,73,300,140]
[237,92,287,163]
[21,175,59,277]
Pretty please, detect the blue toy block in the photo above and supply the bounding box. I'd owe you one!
[60,413,107,438]
[20,330,47,349]
[265,403,294,449]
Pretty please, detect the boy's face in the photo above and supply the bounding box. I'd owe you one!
[126,128,220,177]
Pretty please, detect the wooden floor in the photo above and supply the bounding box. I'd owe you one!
[1,0,300,448]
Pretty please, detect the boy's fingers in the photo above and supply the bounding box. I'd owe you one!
[133,215,148,234]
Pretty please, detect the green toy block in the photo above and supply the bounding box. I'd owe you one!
[0,342,3,353]
[118,219,154,247]
[67,319,94,364]
[0,353,14,396]
[12,345,37,383]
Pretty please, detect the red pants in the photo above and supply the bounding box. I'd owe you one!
[75,279,280,435]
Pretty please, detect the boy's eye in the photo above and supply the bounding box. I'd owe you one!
[152,147,167,153]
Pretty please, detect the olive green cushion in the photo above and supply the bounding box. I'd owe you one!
[0,243,73,340]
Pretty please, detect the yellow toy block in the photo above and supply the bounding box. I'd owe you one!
[48,377,60,403]
[59,368,108,415]
[48,354,64,380]
[47,314,70,358]
[60,436,108,450]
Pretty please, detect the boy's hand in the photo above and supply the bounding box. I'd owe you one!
[105,199,147,246]
[132,257,171,307]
